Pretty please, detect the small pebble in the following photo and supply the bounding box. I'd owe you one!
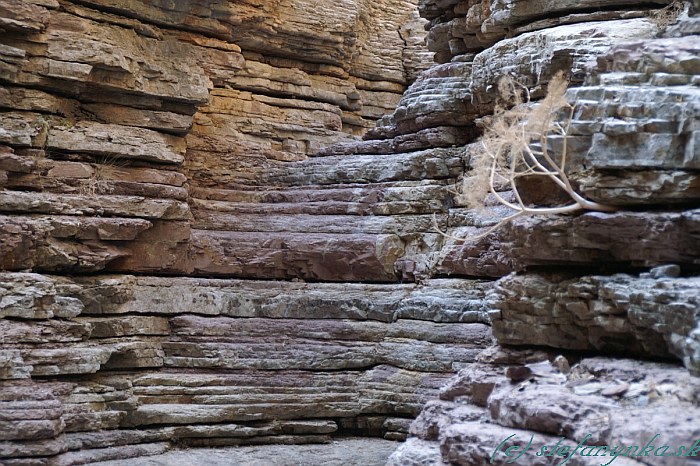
[553,355,570,374]
[601,382,629,397]
[650,264,681,278]
[505,366,532,382]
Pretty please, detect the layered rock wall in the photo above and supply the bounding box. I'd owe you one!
[0,0,437,280]
[0,1,470,464]
[388,0,700,463]
[1,0,700,464]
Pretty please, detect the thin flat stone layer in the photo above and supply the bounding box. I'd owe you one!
[88,438,400,466]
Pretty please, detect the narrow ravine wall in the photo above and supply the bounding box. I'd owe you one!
[387,0,700,463]
[1,0,699,465]
[0,1,492,464]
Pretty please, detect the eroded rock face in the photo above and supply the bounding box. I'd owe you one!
[0,0,439,284]
[0,272,493,464]
[89,438,401,466]
[419,0,671,63]
[389,353,700,466]
[491,272,700,373]
[390,1,700,465]
[1,0,700,463]
[0,1,460,462]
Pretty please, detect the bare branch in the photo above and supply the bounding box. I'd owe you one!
[444,71,618,243]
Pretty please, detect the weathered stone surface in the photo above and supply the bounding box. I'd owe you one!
[89,438,399,466]
[7,172,189,200]
[0,0,439,299]
[0,215,151,273]
[47,122,186,165]
[469,19,657,108]
[492,37,700,206]
[566,85,699,170]
[401,10,435,82]
[79,316,170,339]
[32,160,187,187]
[5,373,424,461]
[189,230,403,281]
[22,346,115,376]
[491,272,700,374]
[387,437,448,466]
[265,147,465,187]
[368,63,475,139]
[126,366,452,426]
[0,112,49,147]
[577,170,700,206]
[546,37,700,209]
[594,35,700,79]
[0,318,90,344]
[80,103,194,135]
[419,0,670,63]
[54,443,171,466]
[0,86,71,115]
[187,88,349,164]
[3,0,700,464]
[392,353,700,466]
[193,212,437,236]
[187,207,443,281]
[226,58,362,111]
[0,0,435,291]
[0,271,491,460]
[319,126,474,156]
[164,315,490,372]
[0,273,493,324]
[440,209,700,277]
[0,150,40,174]
[65,0,428,82]
[370,18,657,144]
[0,0,55,33]
[0,274,83,320]
[4,10,211,105]
[0,191,189,220]
[190,182,450,216]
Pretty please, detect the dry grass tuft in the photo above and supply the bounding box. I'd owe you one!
[648,0,685,31]
[439,71,617,242]
[79,154,127,196]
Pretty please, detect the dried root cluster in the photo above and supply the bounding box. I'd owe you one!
[445,72,616,241]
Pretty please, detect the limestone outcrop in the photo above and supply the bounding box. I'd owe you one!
[0,0,438,284]
[1,0,699,464]
[0,1,452,463]
[0,272,493,463]
[389,0,700,463]
[389,355,700,466]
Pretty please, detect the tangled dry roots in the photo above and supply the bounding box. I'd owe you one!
[439,71,617,242]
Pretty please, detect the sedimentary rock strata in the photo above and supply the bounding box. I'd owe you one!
[1,0,699,463]
[419,0,672,63]
[88,438,400,466]
[389,354,700,466]
[491,272,700,373]
[440,208,700,278]
[390,0,700,464]
[0,272,492,463]
[0,0,441,285]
